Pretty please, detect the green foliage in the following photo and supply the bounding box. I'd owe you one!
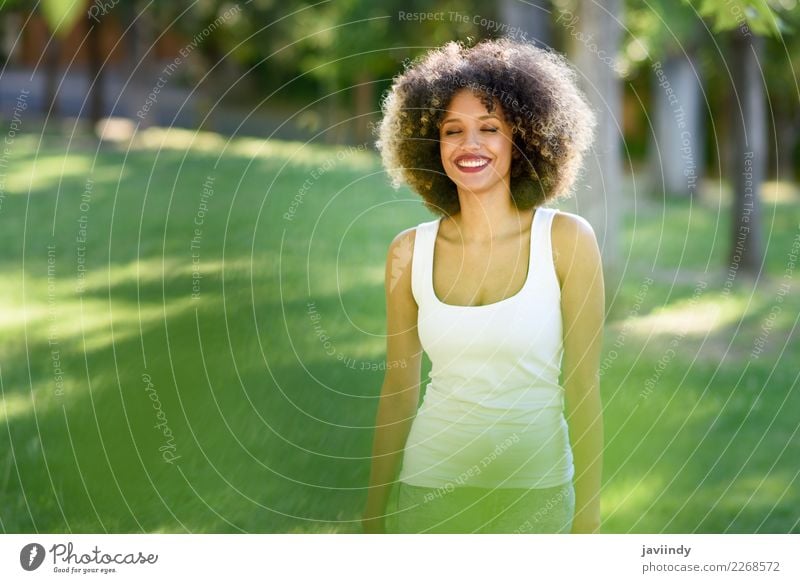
[40,0,85,37]
[623,0,794,75]
[292,0,494,88]
[623,0,703,69]
[149,0,499,100]
[684,0,785,37]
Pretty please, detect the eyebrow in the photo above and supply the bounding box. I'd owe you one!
[441,114,500,125]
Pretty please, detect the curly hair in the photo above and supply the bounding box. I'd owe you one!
[374,38,597,217]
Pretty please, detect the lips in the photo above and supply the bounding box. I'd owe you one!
[454,155,491,173]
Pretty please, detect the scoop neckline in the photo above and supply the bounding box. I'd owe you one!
[430,209,539,309]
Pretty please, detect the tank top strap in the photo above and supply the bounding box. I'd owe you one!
[411,218,439,306]
[531,207,560,292]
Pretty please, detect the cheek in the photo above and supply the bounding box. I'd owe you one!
[439,141,453,161]
[496,136,514,159]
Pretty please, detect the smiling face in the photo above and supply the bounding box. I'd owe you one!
[438,89,514,200]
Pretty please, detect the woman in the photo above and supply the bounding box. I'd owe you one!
[362,38,604,534]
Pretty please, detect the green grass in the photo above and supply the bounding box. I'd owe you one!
[0,127,797,533]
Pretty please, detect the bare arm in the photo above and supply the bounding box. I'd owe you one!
[361,228,423,533]
[554,212,605,534]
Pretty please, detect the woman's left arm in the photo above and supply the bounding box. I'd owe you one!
[553,212,606,534]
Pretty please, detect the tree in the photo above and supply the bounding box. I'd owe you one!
[283,0,492,145]
[557,0,624,274]
[86,6,105,130]
[119,0,159,129]
[498,0,553,49]
[38,0,85,117]
[764,8,800,183]
[623,0,706,200]
[685,0,785,276]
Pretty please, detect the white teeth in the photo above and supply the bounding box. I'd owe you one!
[456,159,488,168]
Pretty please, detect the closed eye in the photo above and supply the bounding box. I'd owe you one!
[443,128,499,136]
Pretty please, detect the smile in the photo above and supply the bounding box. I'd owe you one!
[455,156,490,171]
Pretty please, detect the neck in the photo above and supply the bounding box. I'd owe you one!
[450,183,528,243]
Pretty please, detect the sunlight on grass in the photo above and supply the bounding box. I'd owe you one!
[78,297,200,352]
[77,256,255,292]
[131,126,378,171]
[0,277,203,353]
[286,522,352,533]
[602,475,664,526]
[0,392,33,423]
[96,117,136,142]
[761,180,800,204]
[0,256,254,313]
[3,150,96,193]
[2,378,64,423]
[700,178,800,207]
[0,305,48,328]
[621,293,751,337]
[0,369,121,423]
[56,297,193,350]
[331,264,385,299]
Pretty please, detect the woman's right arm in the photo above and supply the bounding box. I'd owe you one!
[361,227,423,533]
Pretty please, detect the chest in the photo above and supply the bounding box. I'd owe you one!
[432,235,532,307]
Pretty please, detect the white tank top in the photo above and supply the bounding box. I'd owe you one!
[397,206,574,489]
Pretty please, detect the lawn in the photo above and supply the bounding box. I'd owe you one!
[0,126,797,533]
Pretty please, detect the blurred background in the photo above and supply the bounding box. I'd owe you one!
[0,0,798,533]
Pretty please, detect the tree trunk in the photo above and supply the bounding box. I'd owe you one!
[728,29,765,275]
[353,72,374,145]
[649,52,704,198]
[87,14,105,131]
[498,0,552,49]
[325,77,344,145]
[772,104,798,182]
[564,0,623,273]
[43,36,60,116]
[123,1,156,129]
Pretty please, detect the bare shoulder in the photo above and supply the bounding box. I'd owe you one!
[551,209,596,241]
[386,226,417,278]
[550,210,602,288]
[388,225,417,254]
[385,226,418,299]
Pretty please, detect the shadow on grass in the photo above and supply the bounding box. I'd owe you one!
[1,260,394,533]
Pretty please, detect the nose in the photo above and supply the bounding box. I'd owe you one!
[463,128,482,150]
